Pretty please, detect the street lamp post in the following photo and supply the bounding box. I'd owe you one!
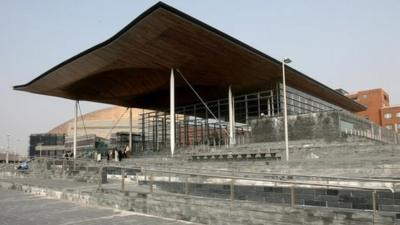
[39,144,42,157]
[6,133,10,152]
[282,58,292,161]
[6,133,10,164]
[15,138,20,163]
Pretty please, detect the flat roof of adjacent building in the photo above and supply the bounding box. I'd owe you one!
[14,2,365,112]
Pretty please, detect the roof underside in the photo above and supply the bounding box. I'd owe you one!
[14,2,365,112]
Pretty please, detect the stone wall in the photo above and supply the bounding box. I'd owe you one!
[91,189,395,225]
[5,180,392,225]
[150,181,400,212]
[250,111,341,143]
[249,110,400,144]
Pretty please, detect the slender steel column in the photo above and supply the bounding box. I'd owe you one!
[170,69,175,157]
[73,100,78,159]
[228,86,235,145]
[282,60,289,161]
[129,108,132,153]
[141,111,145,152]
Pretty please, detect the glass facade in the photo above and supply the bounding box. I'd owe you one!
[278,83,340,115]
[139,83,344,152]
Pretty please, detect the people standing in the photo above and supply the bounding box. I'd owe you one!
[118,149,123,161]
[124,145,130,158]
[114,148,119,162]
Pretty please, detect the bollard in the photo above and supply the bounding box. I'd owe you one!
[149,174,153,193]
[44,157,49,170]
[121,168,125,192]
[61,159,65,177]
[230,179,235,201]
[185,176,189,195]
[372,190,377,213]
[97,167,103,191]
[290,186,295,207]
[168,167,171,182]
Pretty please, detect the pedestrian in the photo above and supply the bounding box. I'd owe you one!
[114,148,119,162]
[118,149,123,161]
[124,145,130,158]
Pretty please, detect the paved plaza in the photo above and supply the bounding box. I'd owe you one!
[0,188,197,225]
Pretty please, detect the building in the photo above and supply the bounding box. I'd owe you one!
[347,88,400,132]
[29,133,65,157]
[49,106,144,139]
[381,106,400,132]
[28,106,145,157]
[15,2,370,155]
[347,88,389,125]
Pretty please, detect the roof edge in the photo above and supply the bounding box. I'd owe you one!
[13,1,366,112]
[13,1,168,90]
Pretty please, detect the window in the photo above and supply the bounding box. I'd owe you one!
[386,125,393,130]
[384,113,392,119]
[362,94,368,99]
[397,124,400,130]
[397,112,400,118]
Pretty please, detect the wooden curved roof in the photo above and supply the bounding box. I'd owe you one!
[14,2,365,112]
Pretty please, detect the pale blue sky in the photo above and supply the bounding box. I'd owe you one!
[1,0,399,154]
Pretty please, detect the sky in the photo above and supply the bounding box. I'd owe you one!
[0,0,399,154]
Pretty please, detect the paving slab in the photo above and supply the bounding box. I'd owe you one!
[0,188,199,225]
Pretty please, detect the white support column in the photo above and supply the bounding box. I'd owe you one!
[129,108,133,153]
[282,62,289,161]
[228,85,235,145]
[232,96,236,143]
[73,100,78,159]
[170,69,175,157]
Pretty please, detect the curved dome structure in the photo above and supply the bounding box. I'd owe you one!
[49,106,145,139]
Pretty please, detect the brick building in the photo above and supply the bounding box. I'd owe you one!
[347,88,400,132]
[380,106,400,132]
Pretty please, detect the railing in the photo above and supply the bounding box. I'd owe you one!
[2,157,400,214]
[97,164,399,213]
[141,164,400,184]
[344,128,399,145]
[5,156,400,185]
[340,110,400,145]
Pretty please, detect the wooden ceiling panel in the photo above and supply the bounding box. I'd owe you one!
[14,2,365,112]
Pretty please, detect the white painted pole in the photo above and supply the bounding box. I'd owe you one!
[7,133,10,153]
[170,69,175,157]
[129,108,133,153]
[232,97,236,144]
[228,86,235,145]
[73,100,78,159]
[282,60,289,161]
[6,133,10,164]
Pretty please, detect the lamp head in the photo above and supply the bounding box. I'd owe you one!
[283,58,292,64]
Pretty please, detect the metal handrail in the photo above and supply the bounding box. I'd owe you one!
[134,164,400,183]
[141,168,394,192]
[21,156,399,191]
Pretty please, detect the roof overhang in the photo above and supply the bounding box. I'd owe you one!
[14,2,366,112]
